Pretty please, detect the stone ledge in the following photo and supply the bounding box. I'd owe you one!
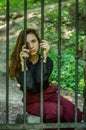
[15,114,40,123]
[27,114,40,123]
[15,114,41,130]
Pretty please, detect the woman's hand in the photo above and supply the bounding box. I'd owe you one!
[20,45,29,71]
[40,40,50,63]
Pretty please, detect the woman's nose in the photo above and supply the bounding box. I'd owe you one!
[29,43,33,48]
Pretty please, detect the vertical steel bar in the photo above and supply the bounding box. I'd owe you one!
[23,0,27,124]
[41,0,44,39]
[58,0,61,127]
[6,0,9,124]
[40,0,44,124]
[75,0,79,125]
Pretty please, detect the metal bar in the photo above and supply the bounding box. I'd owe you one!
[41,0,44,39]
[58,0,61,126]
[75,0,79,124]
[23,0,27,124]
[6,0,9,124]
[40,0,44,124]
[0,122,86,129]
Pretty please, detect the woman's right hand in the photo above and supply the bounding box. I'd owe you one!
[20,45,29,70]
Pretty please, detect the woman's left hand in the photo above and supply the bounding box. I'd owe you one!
[40,40,50,54]
[40,40,50,62]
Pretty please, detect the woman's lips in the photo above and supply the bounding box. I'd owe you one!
[30,49,36,53]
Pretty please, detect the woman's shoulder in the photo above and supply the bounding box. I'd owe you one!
[46,57,53,67]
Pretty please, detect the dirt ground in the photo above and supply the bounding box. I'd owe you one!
[0,73,23,124]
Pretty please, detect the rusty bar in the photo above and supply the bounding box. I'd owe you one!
[6,0,9,124]
[23,0,27,124]
[0,122,86,129]
[41,0,44,39]
[58,0,61,126]
[75,0,79,124]
[40,0,44,124]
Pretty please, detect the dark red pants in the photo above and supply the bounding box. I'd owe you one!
[23,85,83,130]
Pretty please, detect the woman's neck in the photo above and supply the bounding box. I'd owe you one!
[29,54,39,64]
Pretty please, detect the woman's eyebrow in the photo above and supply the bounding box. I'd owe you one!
[32,39,36,41]
[26,38,36,44]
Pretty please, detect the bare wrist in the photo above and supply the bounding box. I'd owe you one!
[43,55,47,63]
[21,62,28,71]
[21,63,24,71]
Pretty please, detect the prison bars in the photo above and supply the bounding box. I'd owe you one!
[3,0,86,129]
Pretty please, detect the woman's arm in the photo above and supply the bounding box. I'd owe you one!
[17,69,37,93]
[35,40,53,84]
[34,57,53,84]
[17,57,53,92]
[17,45,38,93]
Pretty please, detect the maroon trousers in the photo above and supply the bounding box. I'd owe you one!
[23,85,83,130]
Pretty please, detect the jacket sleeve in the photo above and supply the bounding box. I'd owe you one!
[34,57,53,83]
[17,57,53,93]
[17,70,38,93]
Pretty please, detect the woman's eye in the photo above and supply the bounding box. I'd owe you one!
[32,39,36,43]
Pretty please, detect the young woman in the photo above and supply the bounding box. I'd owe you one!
[9,28,83,130]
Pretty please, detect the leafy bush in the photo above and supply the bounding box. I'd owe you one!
[0,0,58,14]
[49,44,84,94]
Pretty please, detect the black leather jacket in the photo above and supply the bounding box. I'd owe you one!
[17,56,53,93]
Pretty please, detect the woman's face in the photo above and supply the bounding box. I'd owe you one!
[26,33,39,56]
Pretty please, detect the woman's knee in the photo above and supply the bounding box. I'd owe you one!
[43,102,63,122]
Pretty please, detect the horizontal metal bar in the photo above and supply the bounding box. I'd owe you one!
[0,122,86,129]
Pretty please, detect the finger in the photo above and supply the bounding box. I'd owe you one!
[41,40,48,43]
[20,52,29,58]
[22,48,29,53]
[40,43,48,47]
[40,40,49,45]
[22,45,26,49]
[40,43,50,49]
[41,40,51,46]
[22,54,29,58]
[22,45,29,51]
[20,51,29,58]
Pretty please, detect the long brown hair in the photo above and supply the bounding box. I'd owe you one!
[9,28,40,79]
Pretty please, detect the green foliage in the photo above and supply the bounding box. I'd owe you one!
[0,0,6,14]
[45,8,58,24]
[44,2,85,94]
[49,44,84,94]
[61,52,84,94]
[44,24,58,44]
[0,0,57,14]
[48,45,58,84]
